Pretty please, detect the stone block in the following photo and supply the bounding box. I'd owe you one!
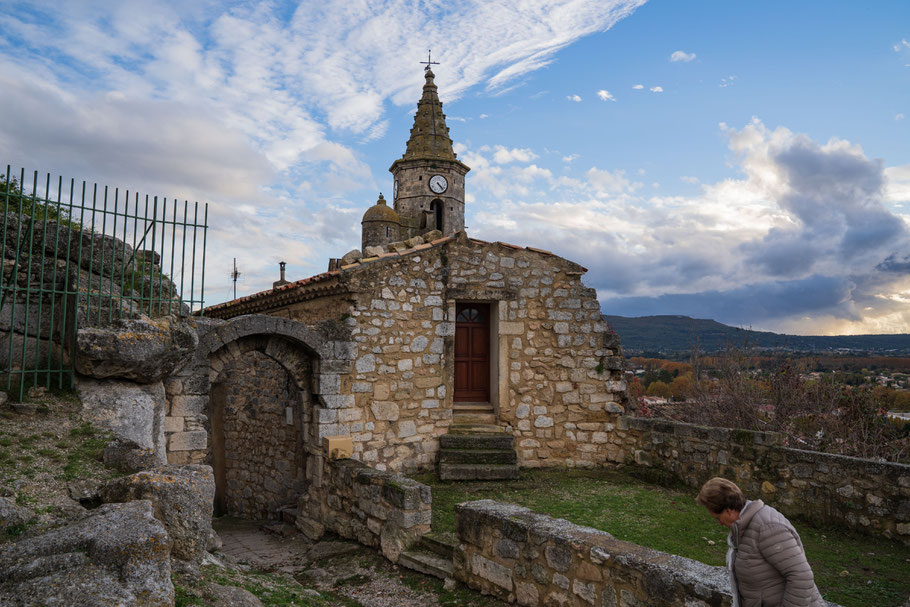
[338,408,363,422]
[163,416,184,433]
[371,401,400,421]
[356,354,376,373]
[471,554,513,591]
[535,416,554,428]
[321,394,355,409]
[317,408,338,423]
[168,430,208,451]
[170,395,207,416]
[315,373,342,395]
[497,321,523,335]
[398,420,417,438]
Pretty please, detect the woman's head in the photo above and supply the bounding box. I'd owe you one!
[697,477,745,515]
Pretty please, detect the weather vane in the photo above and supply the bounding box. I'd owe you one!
[420,49,439,72]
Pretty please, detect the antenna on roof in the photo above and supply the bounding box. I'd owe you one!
[231,258,241,300]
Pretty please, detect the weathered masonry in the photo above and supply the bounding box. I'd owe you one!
[199,65,628,479]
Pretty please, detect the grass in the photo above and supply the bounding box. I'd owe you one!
[62,424,111,480]
[397,568,506,607]
[0,398,118,542]
[172,567,365,607]
[413,467,910,607]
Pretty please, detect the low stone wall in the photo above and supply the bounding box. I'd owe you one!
[296,458,431,562]
[454,499,732,607]
[611,417,910,544]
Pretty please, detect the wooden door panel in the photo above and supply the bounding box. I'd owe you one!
[455,303,490,402]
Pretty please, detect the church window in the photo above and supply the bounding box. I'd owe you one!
[386,226,391,238]
[430,199,443,232]
[456,306,484,322]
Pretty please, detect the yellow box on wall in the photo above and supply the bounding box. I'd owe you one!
[323,435,353,459]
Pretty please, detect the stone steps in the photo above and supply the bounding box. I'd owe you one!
[438,448,517,465]
[419,533,456,559]
[438,463,519,481]
[397,548,454,580]
[440,432,514,450]
[439,424,519,481]
[453,403,496,426]
[448,422,506,434]
[452,412,497,425]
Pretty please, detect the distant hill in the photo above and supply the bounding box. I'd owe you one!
[602,315,910,355]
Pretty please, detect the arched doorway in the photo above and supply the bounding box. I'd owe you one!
[208,335,313,519]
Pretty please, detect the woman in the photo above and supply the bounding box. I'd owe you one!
[697,477,824,607]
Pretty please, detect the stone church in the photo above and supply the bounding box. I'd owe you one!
[192,65,626,516]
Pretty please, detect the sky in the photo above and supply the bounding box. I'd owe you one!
[1,0,909,336]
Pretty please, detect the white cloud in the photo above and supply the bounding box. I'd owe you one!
[479,113,489,119]
[896,113,905,121]
[650,86,664,93]
[563,154,579,163]
[597,89,616,101]
[893,38,910,52]
[669,50,696,62]
[632,84,644,90]
[719,75,736,88]
[885,164,910,205]
[567,94,582,102]
[680,176,699,184]
[490,145,539,164]
[586,167,640,195]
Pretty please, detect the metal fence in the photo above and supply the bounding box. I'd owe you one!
[2,165,208,400]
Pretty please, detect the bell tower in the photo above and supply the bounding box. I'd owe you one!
[390,59,470,239]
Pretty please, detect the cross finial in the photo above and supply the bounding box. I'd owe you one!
[420,49,439,72]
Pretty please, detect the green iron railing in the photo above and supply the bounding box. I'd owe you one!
[1,165,208,400]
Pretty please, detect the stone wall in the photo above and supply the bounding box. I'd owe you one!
[296,458,432,563]
[610,417,910,544]
[454,499,732,607]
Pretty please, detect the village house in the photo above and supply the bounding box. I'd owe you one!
[197,65,628,516]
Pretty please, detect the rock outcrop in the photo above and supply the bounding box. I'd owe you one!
[76,377,168,464]
[99,464,215,564]
[76,316,198,382]
[0,500,173,607]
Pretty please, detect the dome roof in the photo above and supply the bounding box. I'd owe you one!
[362,193,400,223]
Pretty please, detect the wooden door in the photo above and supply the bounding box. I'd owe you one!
[454,302,490,402]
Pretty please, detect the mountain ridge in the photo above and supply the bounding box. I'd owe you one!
[602,314,910,355]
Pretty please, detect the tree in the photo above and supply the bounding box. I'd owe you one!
[646,380,671,399]
[670,376,692,401]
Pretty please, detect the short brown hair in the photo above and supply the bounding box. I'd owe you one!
[696,477,745,514]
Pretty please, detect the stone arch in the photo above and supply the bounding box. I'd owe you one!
[176,315,354,519]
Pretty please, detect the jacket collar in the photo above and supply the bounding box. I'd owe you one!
[731,499,764,545]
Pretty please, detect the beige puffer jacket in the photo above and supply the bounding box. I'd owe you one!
[730,500,824,607]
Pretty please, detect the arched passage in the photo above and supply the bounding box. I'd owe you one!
[207,333,315,519]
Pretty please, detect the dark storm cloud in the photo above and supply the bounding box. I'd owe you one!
[876,254,910,273]
[600,275,857,327]
[741,137,907,277]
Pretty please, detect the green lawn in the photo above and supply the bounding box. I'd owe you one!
[412,468,910,607]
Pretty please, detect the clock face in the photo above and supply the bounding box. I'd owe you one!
[393,179,398,199]
[429,174,448,194]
